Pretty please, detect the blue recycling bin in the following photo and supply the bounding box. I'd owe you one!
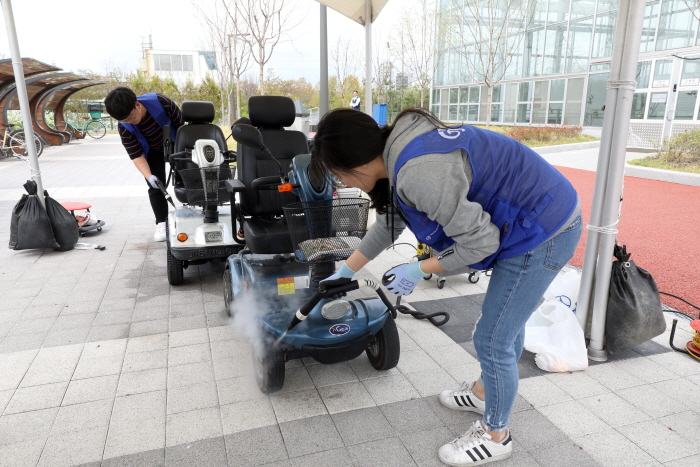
[372,104,387,126]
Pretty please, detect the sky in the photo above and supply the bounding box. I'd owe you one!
[0,0,413,83]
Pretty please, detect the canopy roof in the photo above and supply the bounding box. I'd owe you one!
[6,73,87,109]
[314,0,388,24]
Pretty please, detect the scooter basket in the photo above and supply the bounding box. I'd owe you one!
[178,166,232,206]
[283,198,369,263]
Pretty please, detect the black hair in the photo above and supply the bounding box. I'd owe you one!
[104,87,137,121]
[310,107,445,214]
[353,90,358,93]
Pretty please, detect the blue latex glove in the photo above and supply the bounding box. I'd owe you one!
[382,262,427,296]
[321,262,356,283]
[148,175,160,189]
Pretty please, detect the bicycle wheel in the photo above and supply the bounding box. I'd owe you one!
[10,130,43,157]
[55,121,69,132]
[86,121,106,139]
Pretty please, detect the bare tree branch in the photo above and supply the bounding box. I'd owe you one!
[681,0,700,22]
[331,37,361,107]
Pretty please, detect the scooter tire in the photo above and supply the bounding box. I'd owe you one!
[366,317,400,371]
[253,345,285,394]
[167,245,184,285]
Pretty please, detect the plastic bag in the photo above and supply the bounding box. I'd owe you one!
[543,268,581,313]
[605,244,665,354]
[524,300,589,372]
[8,193,27,249]
[44,190,79,251]
[10,181,58,250]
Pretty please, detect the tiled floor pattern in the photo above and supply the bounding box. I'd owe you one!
[0,137,699,466]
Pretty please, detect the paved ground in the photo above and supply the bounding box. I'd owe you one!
[0,136,698,467]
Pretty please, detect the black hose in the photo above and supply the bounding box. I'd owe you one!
[659,291,700,314]
[395,297,450,327]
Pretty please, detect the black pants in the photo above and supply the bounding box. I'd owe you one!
[146,150,169,224]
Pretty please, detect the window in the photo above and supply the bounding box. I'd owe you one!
[171,55,183,72]
[631,93,647,119]
[590,63,611,72]
[656,0,696,51]
[450,88,459,104]
[636,61,652,89]
[524,28,545,77]
[517,82,533,124]
[544,22,568,75]
[571,0,595,19]
[647,92,667,119]
[519,82,533,102]
[517,104,532,123]
[592,13,617,59]
[566,17,594,73]
[505,34,524,80]
[548,80,565,124]
[532,81,548,124]
[564,78,584,125]
[681,58,700,86]
[597,0,617,13]
[584,73,609,127]
[675,90,697,120]
[449,104,459,121]
[653,59,672,88]
[491,84,503,122]
[503,83,518,123]
[183,55,193,72]
[640,1,660,53]
[547,0,569,23]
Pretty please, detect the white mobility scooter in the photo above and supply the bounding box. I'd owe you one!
[162,101,244,285]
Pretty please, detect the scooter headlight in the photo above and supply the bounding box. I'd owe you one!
[321,300,351,320]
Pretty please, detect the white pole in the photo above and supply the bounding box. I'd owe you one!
[320,4,329,118]
[585,0,646,361]
[364,0,372,115]
[1,0,45,206]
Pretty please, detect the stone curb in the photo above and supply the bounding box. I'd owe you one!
[624,163,700,187]
[532,140,601,154]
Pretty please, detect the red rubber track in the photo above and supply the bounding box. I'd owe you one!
[557,166,700,319]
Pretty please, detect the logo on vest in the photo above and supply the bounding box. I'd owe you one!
[438,128,465,139]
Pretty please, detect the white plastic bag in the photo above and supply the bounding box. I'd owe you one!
[524,300,588,372]
[543,268,580,313]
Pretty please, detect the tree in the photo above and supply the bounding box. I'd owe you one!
[235,0,303,95]
[682,0,700,22]
[396,0,437,109]
[331,37,361,108]
[446,0,537,128]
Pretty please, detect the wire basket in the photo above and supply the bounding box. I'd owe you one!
[178,166,232,206]
[283,198,370,263]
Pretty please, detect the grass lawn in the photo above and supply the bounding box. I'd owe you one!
[628,156,700,174]
[473,125,599,148]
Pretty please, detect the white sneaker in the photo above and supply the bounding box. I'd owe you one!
[438,420,513,466]
[154,222,167,242]
[439,381,486,414]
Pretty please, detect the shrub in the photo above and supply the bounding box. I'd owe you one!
[500,125,582,144]
[655,128,700,166]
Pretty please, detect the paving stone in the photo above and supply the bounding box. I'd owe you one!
[87,323,130,342]
[0,332,46,353]
[216,374,265,406]
[536,400,610,438]
[616,384,687,419]
[9,316,56,335]
[73,353,124,379]
[0,407,58,444]
[346,436,418,467]
[125,333,168,353]
[166,436,228,467]
[507,408,570,450]
[362,374,420,405]
[166,406,222,447]
[167,342,211,366]
[616,419,698,463]
[578,392,651,428]
[167,381,218,414]
[331,406,394,446]
[62,374,119,405]
[220,398,277,434]
[116,367,167,397]
[0,349,38,391]
[4,381,68,414]
[380,398,445,436]
[112,390,166,423]
[37,425,108,467]
[92,309,133,326]
[168,327,209,347]
[279,414,344,458]
[306,362,359,387]
[318,381,375,414]
[517,375,573,407]
[527,439,603,467]
[270,387,328,423]
[51,399,114,435]
[573,429,658,467]
[399,426,455,467]
[0,439,45,467]
[404,368,460,398]
[43,327,91,348]
[51,313,96,331]
[122,349,168,373]
[169,314,207,332]
[225,425,288,467]
[167,361,216,388]
[103,416,166,460]
[129,319,169,337]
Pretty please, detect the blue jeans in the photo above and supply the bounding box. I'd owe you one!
[474,214,582,431]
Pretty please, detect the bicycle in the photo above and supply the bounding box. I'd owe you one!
[55,116,106,139]
[0,123,44,161]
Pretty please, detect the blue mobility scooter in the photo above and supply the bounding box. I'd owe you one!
[224,96,401,394]
[163,101,244,285]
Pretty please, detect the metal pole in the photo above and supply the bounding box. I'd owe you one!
[661,56,683,141]
[576,0,629,332]
[319,4,329,118]
[365,0,372,115]
[586,0,646,360]
[1,0,45,207]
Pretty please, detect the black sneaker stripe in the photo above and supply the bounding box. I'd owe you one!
[453,396,463,407]
[466,450,478,462]
[472,448,485,460]
[502,435,512,446]
[460,395,471,407]
[466,395,475,407]
[480,445,492,457]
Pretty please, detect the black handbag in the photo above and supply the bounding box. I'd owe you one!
[605,244,666,353]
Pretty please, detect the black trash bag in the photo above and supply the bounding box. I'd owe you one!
[11,180,59,250]
[9,193,28,249]
[605,244,666,353]
[44,190,79,251]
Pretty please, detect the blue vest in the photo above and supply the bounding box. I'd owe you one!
[394,126,578,270]
[121,93,177,159]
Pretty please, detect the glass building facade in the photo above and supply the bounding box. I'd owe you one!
[431,0,700,129]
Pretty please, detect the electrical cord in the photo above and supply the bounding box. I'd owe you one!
[395,296,450,327]
[659,291,700,314]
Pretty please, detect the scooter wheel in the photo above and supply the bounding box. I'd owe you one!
[167,245,184,285]
[366,317,400,371]
[223,268,233,317]
[423,274,433,281]
[253,344,285,394]
[468,272,480,284]
[437,279,445,289]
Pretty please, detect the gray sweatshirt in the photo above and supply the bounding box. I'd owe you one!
[356,112,580,271]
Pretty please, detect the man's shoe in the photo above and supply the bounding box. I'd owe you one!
[439,381,486,414]
[154,222,167,242]
[438,420,513,466]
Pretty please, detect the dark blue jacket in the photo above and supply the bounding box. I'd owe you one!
[121,93,177,159]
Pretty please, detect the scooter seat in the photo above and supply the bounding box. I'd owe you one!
[243,218,294,254]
